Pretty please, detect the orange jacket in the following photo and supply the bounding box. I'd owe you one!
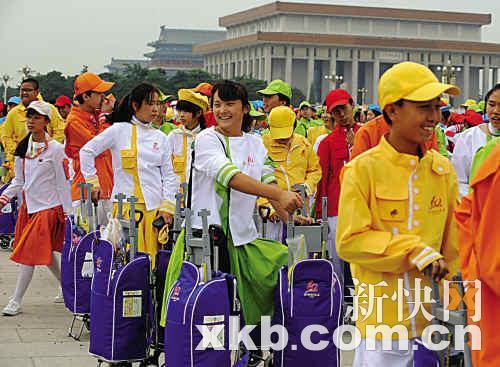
[64,107,113,201]
[454,144,500,367]
[351,114,439,160]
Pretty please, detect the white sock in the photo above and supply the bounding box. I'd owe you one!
[47,252,61,283]
[12,265,34,304]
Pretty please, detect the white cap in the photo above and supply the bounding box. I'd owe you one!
[27,101,52,120]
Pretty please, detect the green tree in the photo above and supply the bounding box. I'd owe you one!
[291,88,306,107]
[35,71,75,102]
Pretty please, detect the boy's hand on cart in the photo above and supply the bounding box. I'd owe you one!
[278,190,303,212]
[294,215,313,225]
[269,211,281,223]
[90,187,101,202]
[427,259,449,282]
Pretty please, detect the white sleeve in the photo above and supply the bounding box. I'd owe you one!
[194,132,240,188]
[52,146,72,214]
[2,157,24,199]
[80,125,116,180]
[451,133,471,197]
[159,135,178,213]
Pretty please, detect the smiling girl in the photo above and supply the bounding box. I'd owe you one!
[1,101,71,316]
[79,83,178,261]
[452,84,500,196]
[162,81,303,341]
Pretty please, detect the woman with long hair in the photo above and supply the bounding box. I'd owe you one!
[79,83,177,260]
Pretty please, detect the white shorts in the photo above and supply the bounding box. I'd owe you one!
[353,338,413,367]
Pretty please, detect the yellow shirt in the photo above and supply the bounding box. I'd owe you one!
[262,133,321,195]
[336,136,459,339]
[1,103,65,162]
[307,125,330,146]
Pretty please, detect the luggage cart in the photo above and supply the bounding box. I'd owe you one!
[286,184,328,256]
[142,189,186,367]
[90,194,150,367]
[164,208,248,367]
[429,273,473,367]
[0,181,18,250]
[62,183,98,340]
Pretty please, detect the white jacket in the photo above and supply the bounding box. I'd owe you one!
[80,118,177,212]
[3,139,71,214]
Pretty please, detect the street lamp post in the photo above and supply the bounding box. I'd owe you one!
[324,74,344,88]
[436,60,461,105]
[2,74,10,103]
[357,87,368,105]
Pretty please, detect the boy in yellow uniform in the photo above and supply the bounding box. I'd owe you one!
[336,62,461,365]
[260,105,321,241]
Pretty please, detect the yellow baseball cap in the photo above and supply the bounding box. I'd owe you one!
[461,99,477,107]
[378,62,460,110]
[177,89,209,112]
[268,106,295,139]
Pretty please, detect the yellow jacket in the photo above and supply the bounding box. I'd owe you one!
[1,103,65,162]
[262,133,321,195]
[336,136,459,339]
[307,125,330,146]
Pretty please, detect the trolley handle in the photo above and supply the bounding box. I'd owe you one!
[258,205,271,222]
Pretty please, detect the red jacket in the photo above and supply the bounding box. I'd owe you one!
[315,124,360,218]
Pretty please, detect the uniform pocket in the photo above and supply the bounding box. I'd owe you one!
[375,188,408,222]
[172,154,186,175]
[120,149,137,170]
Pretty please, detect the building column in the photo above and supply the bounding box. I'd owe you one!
[253,52,259,79]
[285,46,293,86]
[264,46,272,82]
[483,58,490,98]
[306,47,315,100]
[373,59,380,105]
[493,68,499,84]
[463,56,470,105]
[351,50,359,103]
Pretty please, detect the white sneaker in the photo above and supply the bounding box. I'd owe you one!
[2,299,21,316]
[54,292,64,304]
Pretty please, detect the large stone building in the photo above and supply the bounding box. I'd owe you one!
[145,27,226,76]
[195,2,500,104]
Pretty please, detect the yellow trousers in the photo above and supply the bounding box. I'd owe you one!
[112,202,159,264]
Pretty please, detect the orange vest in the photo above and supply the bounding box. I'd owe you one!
[454,144,500,367]
[64,107,114,201]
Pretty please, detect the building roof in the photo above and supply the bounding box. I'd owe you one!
[194,31,500,55]
[219,1,491,27]
[153,27,226,46]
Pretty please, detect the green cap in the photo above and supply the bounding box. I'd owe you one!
[299,101,312,109]
[257,79,292,100]
[249,103,266,120]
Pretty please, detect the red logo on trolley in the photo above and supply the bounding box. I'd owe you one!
[304,280,320,298]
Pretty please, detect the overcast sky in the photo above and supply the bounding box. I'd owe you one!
[0,0,498,85]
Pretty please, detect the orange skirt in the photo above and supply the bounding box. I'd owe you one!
[11,203,65,266]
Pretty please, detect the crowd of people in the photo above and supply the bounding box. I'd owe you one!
[0,60,498,366]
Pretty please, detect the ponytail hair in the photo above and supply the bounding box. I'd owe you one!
[109,83,160,123]
[14,133,32,159]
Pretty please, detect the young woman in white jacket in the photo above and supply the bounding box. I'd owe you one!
[1,101,71,316]
[79,83,177,261]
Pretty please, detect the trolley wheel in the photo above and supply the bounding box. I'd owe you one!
[0,236,9,250]
[9,237,14,249]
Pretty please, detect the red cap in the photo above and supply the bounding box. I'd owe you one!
[74,72,114,98]
[325,89,353,112]
[464,109,483,127]
[193,82,213,97]
[54,95,73,107]
[448,112,465,125]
